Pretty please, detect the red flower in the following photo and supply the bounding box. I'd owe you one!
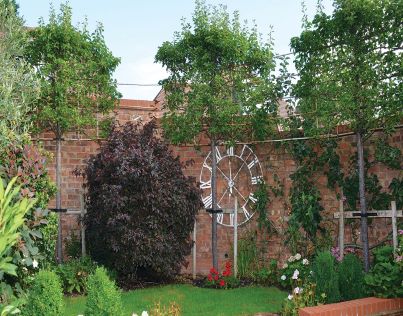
[225,261,231,269]
[219,279,225,287]
[222,270,228,277]
[210,267,218,274]
[214,274,219,281]
[207,274,213,281]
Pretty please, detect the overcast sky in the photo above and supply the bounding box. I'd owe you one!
[17,0,333,100]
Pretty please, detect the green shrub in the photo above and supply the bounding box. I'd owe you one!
[85,267,123,316]
[338,254,365,301]
[312,251,340,303]
[56,256,97,294]
[22,270,64,316]
[365,245,403,298]
[252,260,279,286]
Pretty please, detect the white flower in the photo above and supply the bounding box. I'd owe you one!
[32,259,38,269]
[295,253,302,260]
[288,294,293,300]
[141,312,149,316]
[132,314,138,316]
[310,270,313,275]
[288,256,295,262]
[292,269,299,280]
[282,263,288,269]
[281,275,286,281]
[294,287,301,294]
[302,258,309,265]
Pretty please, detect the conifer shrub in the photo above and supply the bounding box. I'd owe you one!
[85,267,124,316]
[338,253,365,301]
[80,121,202,285]
[22,270,64,316]
[312,251,340,303]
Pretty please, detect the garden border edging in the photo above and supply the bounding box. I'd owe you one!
[299,297,403,316]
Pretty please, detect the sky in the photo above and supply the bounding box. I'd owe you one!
[17,0,334,100]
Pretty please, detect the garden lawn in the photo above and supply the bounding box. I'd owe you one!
[64,284,286,315]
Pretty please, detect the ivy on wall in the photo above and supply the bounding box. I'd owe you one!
[282,132,401,255]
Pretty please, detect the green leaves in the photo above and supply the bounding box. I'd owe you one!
[156,0,280,144]
[291,0,403,137]
[0,177,35,278]
[25,3,121,137]
[0,0,39,150]
[365,245,403,298]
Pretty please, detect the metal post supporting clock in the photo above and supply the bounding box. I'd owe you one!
[200,144,263,226]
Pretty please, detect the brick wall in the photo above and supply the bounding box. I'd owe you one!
[37,99,403,274]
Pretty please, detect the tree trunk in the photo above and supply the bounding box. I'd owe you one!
[56,131,63,263]
[357,131,369,271]
[211,138,218,270]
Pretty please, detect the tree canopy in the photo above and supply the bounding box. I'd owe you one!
[155,0,283,145]
[25,3,121,138]
[291,0,402,136]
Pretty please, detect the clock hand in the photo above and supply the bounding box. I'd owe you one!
[229,159,233,194]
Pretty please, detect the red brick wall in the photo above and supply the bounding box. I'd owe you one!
[37,99,403,274]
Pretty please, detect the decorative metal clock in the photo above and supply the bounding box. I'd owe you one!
[200,145,263,227]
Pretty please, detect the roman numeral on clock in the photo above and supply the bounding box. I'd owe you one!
[242,205,251,220]
[200,180,211,189]
[249,193,257,203]
[203,161,212,172]
[227,146,234,156]
[215,147,222,162]
[202,194,212,208]
[251,176,263,185]
[217,213,223,224]
[230,213,234,226]
[248,158,258,169]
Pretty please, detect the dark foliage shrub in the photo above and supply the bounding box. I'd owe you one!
[85,267,123,316]
[81,121,202,284]
[338,254,365,301]
[312,251,340,303]
[56,256,97,294]
[22,270,64,316]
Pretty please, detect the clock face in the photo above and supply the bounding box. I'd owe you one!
[200,145,263,227]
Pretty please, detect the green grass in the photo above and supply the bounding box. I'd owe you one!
[64,284,286,316]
